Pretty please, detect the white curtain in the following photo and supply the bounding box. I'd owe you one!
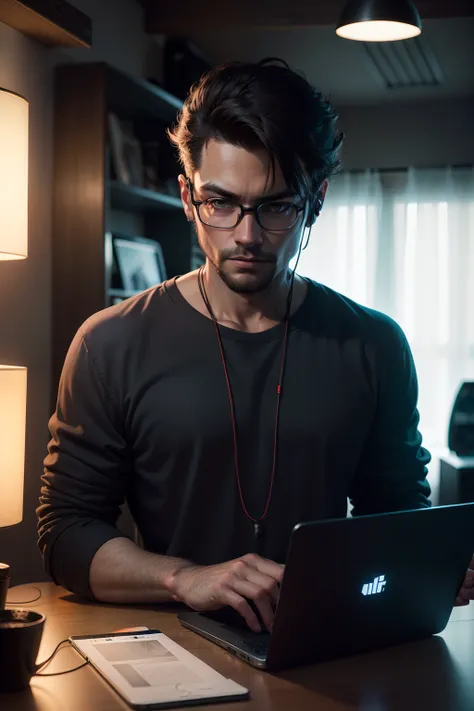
[295,167,474,501]
[390,168,474,455]
[293,171,383,310]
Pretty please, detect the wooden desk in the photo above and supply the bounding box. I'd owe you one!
[3,582,474,710]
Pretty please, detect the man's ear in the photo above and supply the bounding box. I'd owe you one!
[178,174,194,222]
[319,180,329,209]
[305,178,329,227]
[315,179,329,216]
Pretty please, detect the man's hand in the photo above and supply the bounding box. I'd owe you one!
[455,556,474,606]
[167,553,284,633]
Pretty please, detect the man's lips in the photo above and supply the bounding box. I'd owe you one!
[229,257,272,263]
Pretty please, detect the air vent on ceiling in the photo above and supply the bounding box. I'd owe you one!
[364,36,444,90]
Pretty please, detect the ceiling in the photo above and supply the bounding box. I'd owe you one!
[181,18,474,106]
[142,0,474,106]
[143,0,474,32]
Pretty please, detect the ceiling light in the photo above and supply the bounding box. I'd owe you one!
[336,0,422,42]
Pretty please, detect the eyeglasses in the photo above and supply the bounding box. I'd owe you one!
[188,181,305,232]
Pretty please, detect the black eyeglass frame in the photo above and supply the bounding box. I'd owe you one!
[187,180,306,232]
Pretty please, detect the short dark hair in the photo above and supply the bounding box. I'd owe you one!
[168,58,343,203]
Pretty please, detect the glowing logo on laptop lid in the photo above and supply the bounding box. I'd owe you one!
[362,575,386,596]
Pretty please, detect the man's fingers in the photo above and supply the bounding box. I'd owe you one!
[252,596,275,634]
[455,595,470,606]
[236,582,275,633]
[456,569,474,604]
[464,569,474,587]
[232,579,276,632]
[244,554,285,585]
[244,569,280,607]
[223,589,262,633]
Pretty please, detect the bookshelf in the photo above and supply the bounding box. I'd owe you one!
[109,182,183,212]
[52,62,202,398]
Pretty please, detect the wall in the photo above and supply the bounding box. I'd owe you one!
[0,0,156,587]
[339,98,474,170]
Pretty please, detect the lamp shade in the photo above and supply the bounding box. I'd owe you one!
[0,366,27,527]
[336,0,422,42]
[0,89,29,260]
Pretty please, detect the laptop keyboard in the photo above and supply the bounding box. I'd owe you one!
[202,609,271,657]
[203,606,261,629]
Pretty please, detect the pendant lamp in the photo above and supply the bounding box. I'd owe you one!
[336,0,422,42]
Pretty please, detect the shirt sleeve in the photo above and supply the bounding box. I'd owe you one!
[349,320,431,516]
[37,327,130,599]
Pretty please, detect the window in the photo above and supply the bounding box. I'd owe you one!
[295,168,474,487]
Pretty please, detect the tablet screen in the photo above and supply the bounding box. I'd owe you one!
[70,630,248,707]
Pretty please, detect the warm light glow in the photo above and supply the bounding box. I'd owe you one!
[0,366,27,527]
[0,89,29,260]
[336,20,421,41]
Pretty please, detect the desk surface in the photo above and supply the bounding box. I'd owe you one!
[3,582,474,711]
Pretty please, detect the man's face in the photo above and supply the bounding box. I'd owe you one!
[179,139,307,294]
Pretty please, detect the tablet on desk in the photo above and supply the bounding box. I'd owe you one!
[70,629,249,709]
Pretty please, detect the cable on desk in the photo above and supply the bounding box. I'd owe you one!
[34,638,89,677]
[5,585,42,605]
[36,661,89,677]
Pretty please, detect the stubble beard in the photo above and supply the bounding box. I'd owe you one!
[196,228,278,294]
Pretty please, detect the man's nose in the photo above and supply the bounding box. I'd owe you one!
[233,212,264,247]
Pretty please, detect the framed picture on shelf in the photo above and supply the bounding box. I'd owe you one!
[108,113,144,187]
[111,234,167,294]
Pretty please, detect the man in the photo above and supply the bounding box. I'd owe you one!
[37,59,473,634]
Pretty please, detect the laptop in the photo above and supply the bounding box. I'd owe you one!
[178,503,474,671]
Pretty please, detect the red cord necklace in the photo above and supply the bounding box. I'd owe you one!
[197,266,293,539]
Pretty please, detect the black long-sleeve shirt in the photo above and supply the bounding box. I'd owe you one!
[37,278,431,598]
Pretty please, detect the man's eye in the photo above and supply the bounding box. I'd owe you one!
[261,202,294,215]
[207,199,236,211]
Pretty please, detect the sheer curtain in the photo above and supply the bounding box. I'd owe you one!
[293,171,382,309]
[389,168,474,490]
[295,167,474,501]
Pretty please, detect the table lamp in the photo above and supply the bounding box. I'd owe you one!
[0,87,29,260]
[0,366,27,608]
[0,86,29,608]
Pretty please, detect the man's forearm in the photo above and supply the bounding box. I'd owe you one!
[89,537,193,604]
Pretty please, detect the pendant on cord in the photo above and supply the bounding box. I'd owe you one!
[254,522,263,539]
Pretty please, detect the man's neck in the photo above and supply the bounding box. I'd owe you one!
[201,263,294,333]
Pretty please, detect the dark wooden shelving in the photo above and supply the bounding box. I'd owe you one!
[0,0,92,48]
[109,182,182,213]
[52,62,195,402]
[106,67,183,123]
